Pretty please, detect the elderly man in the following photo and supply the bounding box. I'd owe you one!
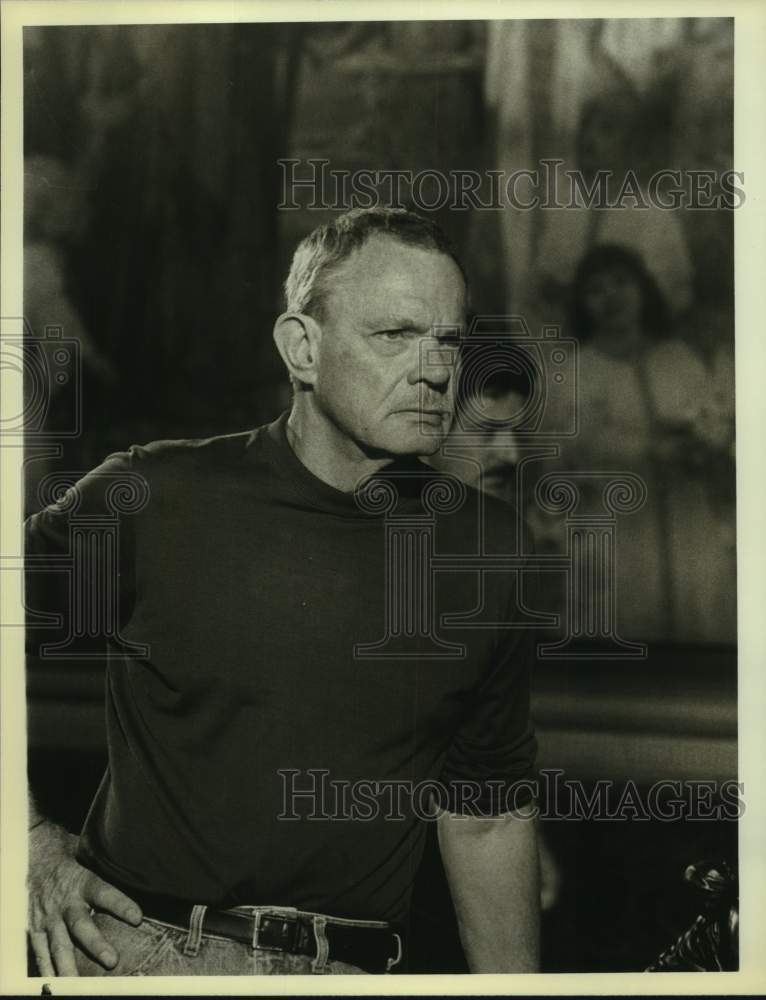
[26,208,540,977]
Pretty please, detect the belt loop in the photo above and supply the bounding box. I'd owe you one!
[183,904,207,957]
[386,932,403,972]
[251,910,262,951]
[310,915,329,974]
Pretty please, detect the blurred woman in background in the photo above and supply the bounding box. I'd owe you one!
[557,244,735,644]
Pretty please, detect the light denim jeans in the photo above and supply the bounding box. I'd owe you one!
[73,905,393,976]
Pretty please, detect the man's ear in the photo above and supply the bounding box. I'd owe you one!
[272,312,322,386]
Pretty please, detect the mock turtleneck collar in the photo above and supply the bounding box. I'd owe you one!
[259,411,449,518]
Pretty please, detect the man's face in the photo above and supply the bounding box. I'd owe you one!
[437,389,525,500]
[312,235,466,457]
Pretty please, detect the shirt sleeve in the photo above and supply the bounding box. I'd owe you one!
[24,447,147,658]
[439,554,539,817]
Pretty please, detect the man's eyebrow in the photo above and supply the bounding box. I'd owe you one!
[369,316,464,335]
[369,316,425,331]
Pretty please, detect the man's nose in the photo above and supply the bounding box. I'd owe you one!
[408,338,456,388]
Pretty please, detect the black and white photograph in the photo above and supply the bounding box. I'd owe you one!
[1,0,764,993]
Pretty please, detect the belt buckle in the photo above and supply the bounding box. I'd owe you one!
[252,911,298,953]
[386,932,403,972]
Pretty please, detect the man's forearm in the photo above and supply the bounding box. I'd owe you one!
[437,806,541,972]
[28,786,74,862]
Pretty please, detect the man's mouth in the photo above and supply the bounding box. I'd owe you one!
[407,410,449,426]
[398,407,450,416]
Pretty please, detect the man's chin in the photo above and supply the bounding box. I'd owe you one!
[391,412,452,453]
[413,435,446,457]
[365,432,446,460]
[396,427,448,456]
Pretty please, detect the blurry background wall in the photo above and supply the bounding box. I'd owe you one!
[23,17,736,645]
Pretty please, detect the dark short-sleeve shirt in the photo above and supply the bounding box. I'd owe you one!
[25,412,537,924]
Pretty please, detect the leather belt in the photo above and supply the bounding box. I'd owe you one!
[124,889,404,974]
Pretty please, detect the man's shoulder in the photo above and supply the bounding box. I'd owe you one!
[110,426,263,479]
[75,428,267,511]
[27,425,272,530]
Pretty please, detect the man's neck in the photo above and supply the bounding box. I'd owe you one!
[285,397,394,494]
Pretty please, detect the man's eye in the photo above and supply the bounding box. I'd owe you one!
[377,330,408,341]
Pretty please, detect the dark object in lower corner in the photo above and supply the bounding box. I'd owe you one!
[646,859,738,971]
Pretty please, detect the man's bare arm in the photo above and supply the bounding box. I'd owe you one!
[27,788,142,977]
[437,803,540,973]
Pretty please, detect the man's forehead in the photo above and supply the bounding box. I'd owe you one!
[327,237,466,319]
[339,233,460,280]
[366,295,462,327]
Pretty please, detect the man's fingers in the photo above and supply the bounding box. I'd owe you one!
[48,920,79,977]
[84,877,142,925]
[29,930,54,978]
[64,904,117,968]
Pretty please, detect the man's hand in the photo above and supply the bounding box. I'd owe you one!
[28,821,142,977]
